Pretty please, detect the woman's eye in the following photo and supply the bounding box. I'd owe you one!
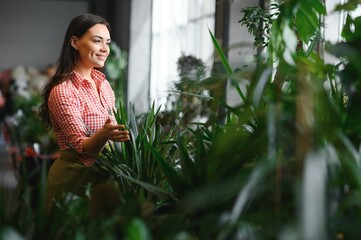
[93,40,101,43]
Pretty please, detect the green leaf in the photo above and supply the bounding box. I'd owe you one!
[125,218,152,240]
[208,28,247,103]
[341,14,355,41]
[312,0,326,15]
[208,28,232,75]
[117,170,172,198]
[177,135,200,185]
[252,67,273,107]
[335,0,361,11]
[145,141,190,197]
[296,6,319,43]
[194,127,207,180]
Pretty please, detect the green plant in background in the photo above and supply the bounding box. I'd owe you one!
[148,0,361,238]
[3,0,361,239]
[177,54,207,80]
[105,42,127,103]
[239,2,280,50]
[171,54,209,123]
[208,0,361,239]
[5,95,56,152]
[325,6,361,238]
[159,53,230,132]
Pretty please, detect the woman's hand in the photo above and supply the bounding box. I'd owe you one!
[102,118,130,142]
[83,118,130,155]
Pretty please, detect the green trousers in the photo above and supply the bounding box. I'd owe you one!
[45,150,107,212]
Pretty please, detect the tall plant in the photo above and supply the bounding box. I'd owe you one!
[4,0,361,239]
[95,101,176,201]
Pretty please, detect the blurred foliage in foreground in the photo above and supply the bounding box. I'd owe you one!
[2,0,361,239]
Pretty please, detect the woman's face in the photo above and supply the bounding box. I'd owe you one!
[72,23,111,69]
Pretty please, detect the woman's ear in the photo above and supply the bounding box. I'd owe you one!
[70,36,78,50]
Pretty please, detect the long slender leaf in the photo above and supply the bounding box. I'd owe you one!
[176,135,200,185]
[145,141,191,197]
[209,28,247,104]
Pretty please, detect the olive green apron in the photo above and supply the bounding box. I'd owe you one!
[45,149,108,212]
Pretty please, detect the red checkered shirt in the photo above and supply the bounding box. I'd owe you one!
[48,69,116,166]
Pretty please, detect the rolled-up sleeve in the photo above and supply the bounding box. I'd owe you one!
[49,84,88,153]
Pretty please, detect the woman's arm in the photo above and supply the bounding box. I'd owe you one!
[49,82,129,156]
[83,118,129,155]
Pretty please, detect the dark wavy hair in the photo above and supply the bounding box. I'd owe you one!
[38,14,110,130]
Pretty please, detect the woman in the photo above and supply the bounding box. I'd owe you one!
[39,13,130,211]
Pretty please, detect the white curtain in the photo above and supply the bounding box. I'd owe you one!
[150,0,216,109]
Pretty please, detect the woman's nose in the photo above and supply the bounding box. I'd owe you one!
[101,42,109,52]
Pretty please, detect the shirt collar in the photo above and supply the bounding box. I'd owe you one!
[70,68,106,88]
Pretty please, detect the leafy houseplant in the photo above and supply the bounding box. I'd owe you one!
[158,54,227,132]
[3,0,361,239]
[173,54,209,123]
[238,2,280,50]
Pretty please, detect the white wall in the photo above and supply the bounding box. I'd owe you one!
[226,0,258,107]
[0,0,88,71]
[127,0,256,112]
[127,0,152,113]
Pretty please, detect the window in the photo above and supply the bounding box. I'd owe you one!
[323,0,361,66]
[150,0,216,109]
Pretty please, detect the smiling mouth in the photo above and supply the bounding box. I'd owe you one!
[96,55,107,60]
